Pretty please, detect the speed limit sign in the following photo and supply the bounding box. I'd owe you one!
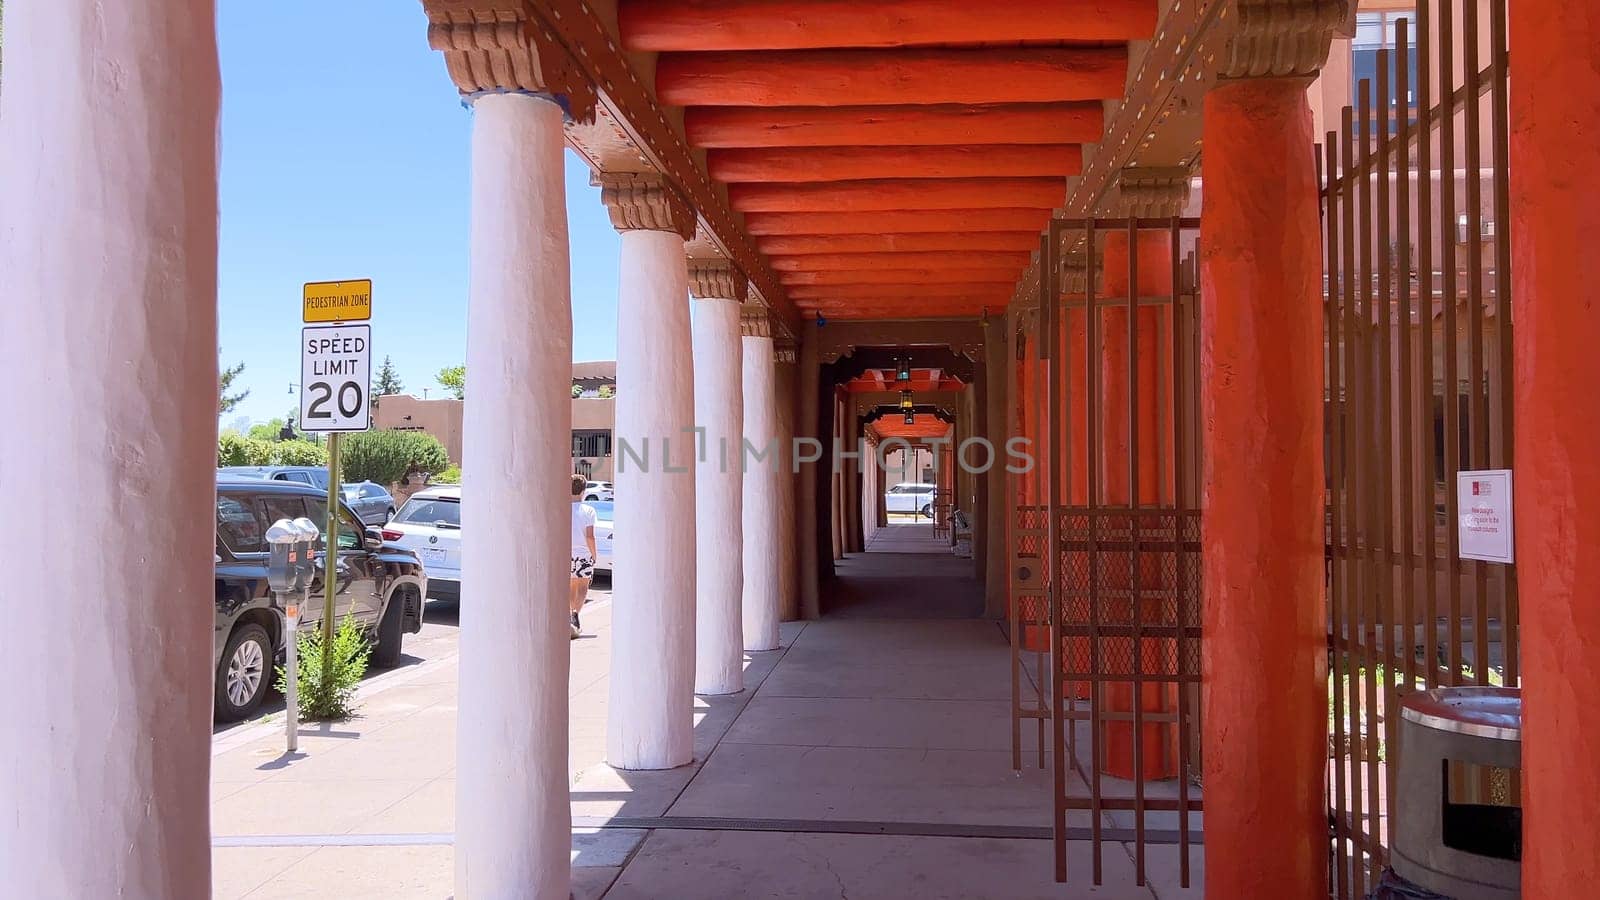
[300,324,371,432]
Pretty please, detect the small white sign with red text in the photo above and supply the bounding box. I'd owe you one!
[1457,469,1514,564]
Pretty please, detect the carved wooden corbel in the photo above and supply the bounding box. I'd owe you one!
[593,172,696,239]
[422,1,597,122]
[1218,0,1348,81]
[1114,167,1193,219]
[688,260,749,303]
[740,305,776,339]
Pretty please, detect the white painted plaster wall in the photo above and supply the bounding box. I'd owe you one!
[692,297,744,694]
[0,4,219,896]
[608,230,696,769]
[741,336,783,651]
[454,93,573,899]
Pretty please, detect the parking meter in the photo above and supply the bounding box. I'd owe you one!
[265,519,301,596]
[290,517,320,596]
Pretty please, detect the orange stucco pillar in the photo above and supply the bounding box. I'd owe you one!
[1511,3,1600,895]
[1099,230,1178,781]
[1199,78,1327,899]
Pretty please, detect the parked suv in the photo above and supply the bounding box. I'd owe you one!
[218,465,331,490]
[885,482,937,518]
[342,480,396,526]
[213,474,427,721]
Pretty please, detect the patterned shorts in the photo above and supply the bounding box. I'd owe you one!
[571,557,595,579]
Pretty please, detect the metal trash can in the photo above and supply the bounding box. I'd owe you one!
[1392,687,1521,900]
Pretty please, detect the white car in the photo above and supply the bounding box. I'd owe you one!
[582,480,614,502]
[588,500,615,573]
[383,486,461,603]
[885,482,937,518]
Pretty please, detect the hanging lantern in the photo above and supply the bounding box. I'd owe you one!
[900,389,915,424]
[895,358,912,382]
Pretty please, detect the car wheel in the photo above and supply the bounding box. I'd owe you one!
[216,623,272,722]
[385,507,396,522]
[920,502,933,517]
[372,588,407,669]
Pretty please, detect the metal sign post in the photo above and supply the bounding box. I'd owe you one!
[298,280,374,699]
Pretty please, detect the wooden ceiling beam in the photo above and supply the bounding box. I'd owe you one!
[780,267,1022,285]
[757,232,1041,254]
[728,177,1063,212]
[707,144,1082,182]
[684,103,1104,148]
[744,208,1053,235]
[619,0,1158,51]
[769,251,1031,272]
[787,283,1014,300]
[656,48,1128,107]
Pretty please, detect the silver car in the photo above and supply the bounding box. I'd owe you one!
[342,481,396,526]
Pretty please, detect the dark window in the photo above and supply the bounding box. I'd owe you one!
[394,497,462,529]
[573,430,612,458]
[304,498,363,550]
[257,496,309,537]
[360,484,383,499]
[217,496,266,553]
[281,471,314,486]
[1352,11,1418,136]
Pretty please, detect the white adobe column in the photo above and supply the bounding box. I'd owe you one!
[689,263,746,693]
[741,312,783,651]
[601,174,698,769]
[455,91,580,898]
[0,4,218,897]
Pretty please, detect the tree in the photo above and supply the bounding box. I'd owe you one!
[437,365,466,400]
[597,383,615,399]
[340,431,450,486]
[374,356,404,398]
[219,360,249,414]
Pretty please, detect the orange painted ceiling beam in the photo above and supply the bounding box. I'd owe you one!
[707,144,1082,182]
[770,251,1030,272]
[758,232,1040,255]
[801,304,989,321]
[780,267,1021,286]
[619,0,1158,50]
[786,282,1014,299]
[728,177,1063,212]
[744,208,1052,235]
[684,103,1104,148]
[656,48,1129,107]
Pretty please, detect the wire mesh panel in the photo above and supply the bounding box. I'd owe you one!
[1036,217,1204,887]
[1320,3,1517,896]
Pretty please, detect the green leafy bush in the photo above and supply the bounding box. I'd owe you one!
[276,614,370,721]
[272,440,329,467]
[435,464,462,484]
[216,434,329,467]
[339,430,450,486]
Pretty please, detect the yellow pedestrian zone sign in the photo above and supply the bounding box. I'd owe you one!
[303,279,372,323]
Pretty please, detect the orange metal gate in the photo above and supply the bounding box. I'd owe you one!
[1319,2,1518,896]
[1012,217,1204,887]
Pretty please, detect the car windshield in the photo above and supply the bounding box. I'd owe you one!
[588,500,614,522]
[395,496,461,529]
[303,469,330,490]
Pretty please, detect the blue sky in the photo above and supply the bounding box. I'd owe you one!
[218,1,620,426]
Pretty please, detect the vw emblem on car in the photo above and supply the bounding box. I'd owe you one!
[428,535,438,544]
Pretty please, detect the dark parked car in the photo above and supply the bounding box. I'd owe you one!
[213,474,428,721]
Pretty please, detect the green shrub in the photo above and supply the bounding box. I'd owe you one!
[435,464,462,484]
[271,440,329,467]
[218,433,274,466]
[339,430,450,486]
[276,614,370,721]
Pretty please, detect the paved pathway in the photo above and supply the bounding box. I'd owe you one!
[211,538,1202,898]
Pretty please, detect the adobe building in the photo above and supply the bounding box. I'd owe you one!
[373,361,618,479]
[3,1,1593,898]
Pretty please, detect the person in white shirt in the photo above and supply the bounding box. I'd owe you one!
[570,473,598,638]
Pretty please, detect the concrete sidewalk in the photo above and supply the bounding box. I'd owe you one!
[211,575,1202,898]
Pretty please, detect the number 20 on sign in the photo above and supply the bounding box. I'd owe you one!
[300,324,372,432]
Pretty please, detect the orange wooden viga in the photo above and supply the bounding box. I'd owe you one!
[778,267,1024,287]
[1509,1,1600,894]
[1200,78,1328,900]
[684,103,1103,149]
[619,0,1158,51]
[1098,228,1178,783]
[769,251,1031,272]
[794,301,992,320]
[744,208,1053,235]
[728,178,1065,213]
[758,232,1042,255]
[786,283,1015,300]
[656,48,1129,107]
[708,145,1083,183]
